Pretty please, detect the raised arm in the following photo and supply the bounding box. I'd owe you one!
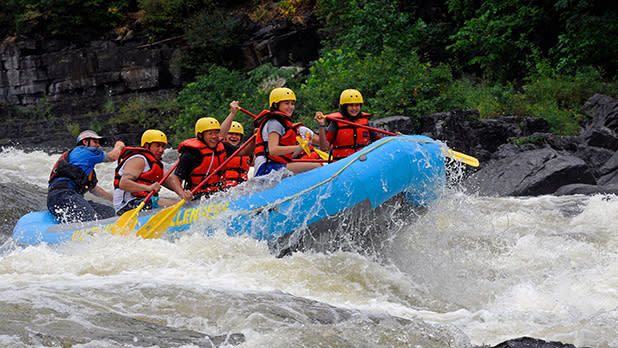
[106,140,126,162]
[219,100,239,139]
[313,111,330,151]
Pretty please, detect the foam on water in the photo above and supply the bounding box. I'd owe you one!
[1,147,617,347]
[389,192,618,347]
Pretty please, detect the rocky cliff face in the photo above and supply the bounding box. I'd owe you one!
[0,38,181,118]
[0,16,320,148]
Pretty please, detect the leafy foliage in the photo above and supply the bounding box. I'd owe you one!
[137,0,209,38]
[181,5,237,74]
[448,0,559,81]
[174,64,300,142]
[317,0,412,55]
[551,0,618,77]
[453,66,618,135]
[7,0,127,39]
[447,0,618,81]
[109,94,179,141]
[299,48,461,128]
[3,0,618,138]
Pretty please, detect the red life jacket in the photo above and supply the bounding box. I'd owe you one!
[178,138,227,194]
[222,155,252,189]
[328,112,371,160]
[48,148,98,194]
[254,110,300,164]
[113,147,164,198]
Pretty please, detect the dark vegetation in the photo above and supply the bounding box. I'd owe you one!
[2,0,617,143]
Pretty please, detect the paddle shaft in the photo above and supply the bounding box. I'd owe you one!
[323,114,479,167]
[237,107,258,119]
[190,134,256,194]
[323,115,396,136]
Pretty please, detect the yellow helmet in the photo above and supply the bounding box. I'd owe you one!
[141,129,167,146]
[195,117,221,136]
[269,87,296,106]
[339,89,364,106]
[230,121,244,135]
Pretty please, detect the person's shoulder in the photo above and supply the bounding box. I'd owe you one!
[180,147,201,159]
[72,145,104,157]
[265,118,286,129]
[222,141,238,153]
[126,153,148,162]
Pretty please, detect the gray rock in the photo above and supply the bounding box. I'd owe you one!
[487,336,579,348]
[465,148,596,196]
[554,183,618,196]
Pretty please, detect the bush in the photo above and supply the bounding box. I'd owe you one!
[447,0,552,81]
[523,65,618,134]
[109,94,179,141]
[182,5,235,73]
[299,47,461,128]
[174,64,302,142]
[137,0,209,38]
[551,0,618,78]
[450,65,618,135]
[316,0,452,64]
[8,0,128,39]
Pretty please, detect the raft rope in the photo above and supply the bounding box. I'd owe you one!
[234,137,439,215]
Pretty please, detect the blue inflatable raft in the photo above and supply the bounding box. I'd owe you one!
[12,135,446,246]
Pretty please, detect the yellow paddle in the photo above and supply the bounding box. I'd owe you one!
[321,115,480,167]
[296,136,329,160]
[111,161,179,236]
[136,134,256,239]
[443,148,479,167]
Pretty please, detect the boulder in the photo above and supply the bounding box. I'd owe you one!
[489,336,578,348]
[371,115,415,135]
[554,183,618,196]
[420,111,550,163]
[465,147,596,196]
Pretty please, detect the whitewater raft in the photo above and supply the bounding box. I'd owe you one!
[12,135,446,246]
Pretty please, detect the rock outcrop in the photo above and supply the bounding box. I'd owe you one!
[0,16,319,120]
[414,94,618,197]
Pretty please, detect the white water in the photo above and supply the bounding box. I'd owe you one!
[0,146,617,347]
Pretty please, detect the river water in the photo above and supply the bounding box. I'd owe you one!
[0,146,616,348]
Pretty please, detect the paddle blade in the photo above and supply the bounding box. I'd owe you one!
[136,199,186,239]
[111,201,145,236]
[296,136,312,156]
[314,148,329,160]
[443,148,480,167]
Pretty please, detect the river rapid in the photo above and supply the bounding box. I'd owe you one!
[0,146,616,348]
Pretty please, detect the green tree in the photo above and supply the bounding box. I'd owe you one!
[174,64,300,142]
[551,0,618,78]
[8,0,127,39]
[448,0,559,81]
[299,48,462,128]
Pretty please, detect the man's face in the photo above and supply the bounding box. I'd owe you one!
[146,142,166,160]
[226,132,242,146]
[202,129,220,148]
[84,138,101,148]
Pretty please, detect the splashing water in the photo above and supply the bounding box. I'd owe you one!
[1,146,617,347]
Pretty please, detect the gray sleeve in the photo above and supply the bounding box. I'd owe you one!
[261,119,286,140]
